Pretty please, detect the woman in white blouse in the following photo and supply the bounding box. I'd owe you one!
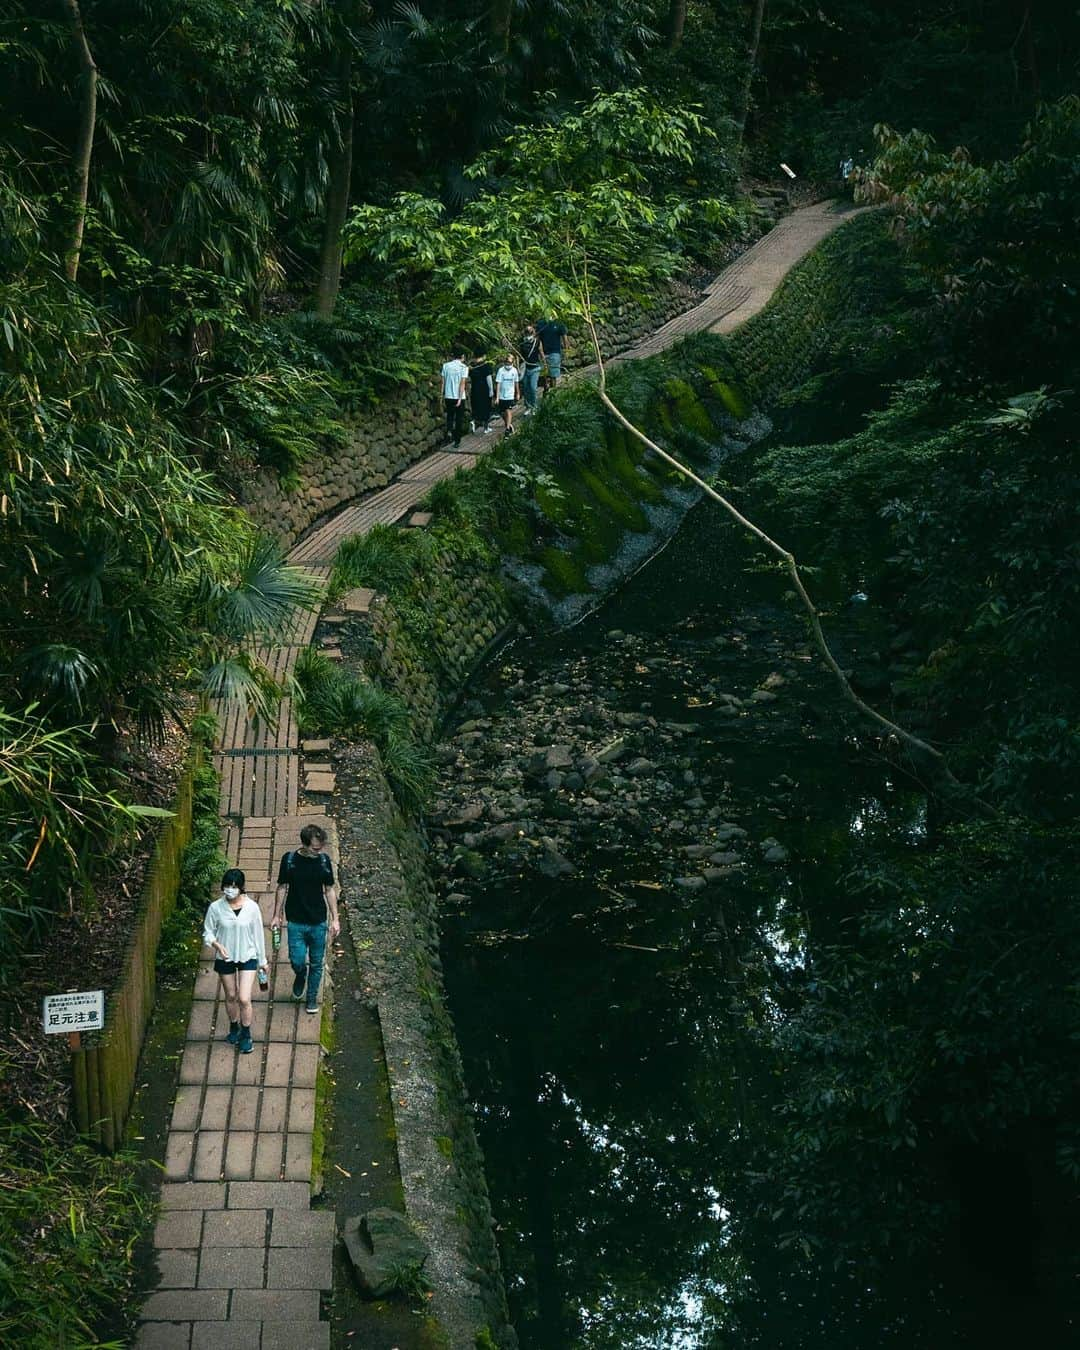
[202,868,268,1054]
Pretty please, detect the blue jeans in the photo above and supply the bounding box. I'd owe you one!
[522,363,541,409]
[545,351,562,381]
[287,921,327,1003]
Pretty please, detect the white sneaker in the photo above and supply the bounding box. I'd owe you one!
[469,420,476,433]
[482,427,492,435]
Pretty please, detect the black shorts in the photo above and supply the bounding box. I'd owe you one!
[214,957,258,975]
[498,398,515,411]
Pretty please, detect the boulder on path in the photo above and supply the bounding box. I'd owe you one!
[343,1208,430,1300]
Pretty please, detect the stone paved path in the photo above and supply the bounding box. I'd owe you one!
[135,198,860,1348]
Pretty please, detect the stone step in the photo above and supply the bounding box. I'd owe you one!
[341,586,376,614]
[300,738,331,754]
[303,772,335,794]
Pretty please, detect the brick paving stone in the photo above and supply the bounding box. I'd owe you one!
[228,1181,310,1210]
[178,1044,209,1085]
[269,1209,336,1246]
[230,1085,261,1131]
[273,963,297,998]
[260,1321,330,1350]
[264,1043,293,1086]
[291,1044,320,1088]
[233,1044,265,1086]
[224,1130,256,1179]
[266,1244,332,1290]
[206,1044,238,1085]
[185,1002,216,1041]
[259,1086,289,1132]
[230,1289,319,1322]
[283,1133,313,1182]
[142,1290,227,1321]
[134,1322,192,1349]
[254,1132,285,1180]
[202,1208,267,1247]
[193,966,220,1000]
[154,1248,199,1288]
[164,1133,195,1181]
[301,739,331,752]
[268,1003,297,1041]
[154,1210,204,1249]
[193,1131,225,1182]
[294,1010,322,1043]
[160,1183,225,1211]
[288,1088,315,1133]
[199,1086,232,1132]
[190,1324,261,1350]
[170,1086,202,1133]
[196,1245,266,1289]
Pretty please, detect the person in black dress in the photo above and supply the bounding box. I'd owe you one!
[469,353,494,434]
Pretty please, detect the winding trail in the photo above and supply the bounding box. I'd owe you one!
[135,197,862,1349]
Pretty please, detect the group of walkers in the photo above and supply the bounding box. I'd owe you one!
[201,823,338,1052]
[440,317,569,448]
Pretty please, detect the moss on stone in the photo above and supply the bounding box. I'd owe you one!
[580,467,649,532]
[537,546,590,596]
[606,444,666,503]
[699,364,749,419]
[661,377,714,438]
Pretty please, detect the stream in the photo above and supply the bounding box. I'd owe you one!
[431,498,933,1347]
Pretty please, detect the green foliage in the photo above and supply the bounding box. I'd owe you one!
[345,89,737,351]
[157,762,227,985]
[737,821,1080,1337]
[860,99,1080,383]
[0,1112,150,1347]
[331,524,436,600]
[293,650,434,813]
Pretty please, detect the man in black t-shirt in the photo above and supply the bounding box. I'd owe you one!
[518,323,544,414]
[270,823,340,1014]
[536,318,568,386]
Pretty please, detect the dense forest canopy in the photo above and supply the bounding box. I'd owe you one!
[1,0,1079,1343]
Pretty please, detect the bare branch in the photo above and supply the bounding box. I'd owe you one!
[579,283,977,799]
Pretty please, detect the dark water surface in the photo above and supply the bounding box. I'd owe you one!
[437,500,935,1348]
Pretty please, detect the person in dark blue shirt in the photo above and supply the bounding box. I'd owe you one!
[536,319,568,387]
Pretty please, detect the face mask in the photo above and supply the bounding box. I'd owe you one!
[223,886,241,900]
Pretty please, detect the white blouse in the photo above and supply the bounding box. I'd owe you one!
[202,896,267,966]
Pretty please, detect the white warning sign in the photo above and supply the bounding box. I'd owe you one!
[43,989,104,1035]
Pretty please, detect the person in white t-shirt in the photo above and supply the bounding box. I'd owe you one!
[440,351,470,447]
[494,355,520,437]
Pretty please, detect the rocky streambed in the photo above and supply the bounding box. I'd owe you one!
[427,615,829,909]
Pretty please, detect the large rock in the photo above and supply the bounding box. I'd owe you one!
[343,1208,430,1300]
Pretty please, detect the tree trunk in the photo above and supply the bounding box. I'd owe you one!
[62,0,97,284]
[1021,4,1040,100]
[736,0,767,145]
[667,0,687,52]
[315,83,354,320]
[490,0,512,57]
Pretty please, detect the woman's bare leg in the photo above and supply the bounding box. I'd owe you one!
[236,968,257,1030]
[220,971,239,1024]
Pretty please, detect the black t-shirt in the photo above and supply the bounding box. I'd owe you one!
[276,850,334,925]
[519,332,543,366]
[537,320,567,355]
